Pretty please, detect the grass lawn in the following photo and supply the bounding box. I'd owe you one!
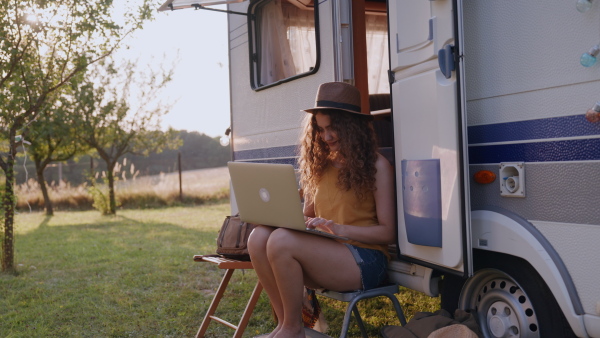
[1,203,439,337]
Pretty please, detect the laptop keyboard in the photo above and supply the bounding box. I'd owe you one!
[304,228,348,240]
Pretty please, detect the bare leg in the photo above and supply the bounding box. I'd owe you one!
[247,225,284,338]
[267,229,362,338]
[269,238,305,338]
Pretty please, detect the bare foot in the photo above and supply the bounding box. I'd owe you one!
[273,327,305,338]
[266,324,282,338]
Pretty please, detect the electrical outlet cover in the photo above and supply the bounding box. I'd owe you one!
[499,162,525,197]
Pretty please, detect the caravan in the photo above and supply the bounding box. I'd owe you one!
[161,1,600,336]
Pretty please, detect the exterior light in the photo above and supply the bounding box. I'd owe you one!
[576,0,594,12]
[219,135,230,146]
[586,101,600,123]
[220,126,231,146]
[581,45,599,67]
[474,170,496,184]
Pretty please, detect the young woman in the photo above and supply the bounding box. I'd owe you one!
[247,82,395,338]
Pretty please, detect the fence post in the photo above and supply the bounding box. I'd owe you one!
[178,152,183,201]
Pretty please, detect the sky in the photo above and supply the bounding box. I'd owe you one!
[118,4,231,138]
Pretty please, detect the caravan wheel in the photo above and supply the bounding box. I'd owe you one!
[458,253,576,338]
[459,268,539,338]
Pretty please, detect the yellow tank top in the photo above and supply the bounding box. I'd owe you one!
[313,165,389,258]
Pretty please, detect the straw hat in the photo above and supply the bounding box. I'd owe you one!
[303,82,372,118]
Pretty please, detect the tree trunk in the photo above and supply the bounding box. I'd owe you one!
[2,158,16,273]
[35,161,53,216]
[107,163,116,215]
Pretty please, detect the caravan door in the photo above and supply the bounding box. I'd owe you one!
[389,0,471,276]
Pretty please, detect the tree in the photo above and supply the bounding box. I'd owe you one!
[24,88,86,216]
[0,0,153,272]
[74,59,179,215]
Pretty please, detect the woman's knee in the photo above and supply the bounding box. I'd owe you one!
[247,225,274,256]
[265,228,302,259]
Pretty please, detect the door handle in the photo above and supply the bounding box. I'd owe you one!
[438,44,455,79]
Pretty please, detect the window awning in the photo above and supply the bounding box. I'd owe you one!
[158,0,246,12]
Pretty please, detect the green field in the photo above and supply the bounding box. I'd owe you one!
[1,203,439,337]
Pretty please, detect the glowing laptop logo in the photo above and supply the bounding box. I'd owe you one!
[259,188,271,202]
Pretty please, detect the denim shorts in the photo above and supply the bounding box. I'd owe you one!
[344,244,388,290]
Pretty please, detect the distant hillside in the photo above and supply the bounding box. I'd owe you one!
[14,130,231,185]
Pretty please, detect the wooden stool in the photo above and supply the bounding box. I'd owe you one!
[194,255,263,338]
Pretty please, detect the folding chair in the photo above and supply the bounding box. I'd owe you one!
[193,255,263,338]
[317,284,407,338]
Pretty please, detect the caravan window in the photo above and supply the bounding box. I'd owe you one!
[249,0,319,89]
[366,13,389,94]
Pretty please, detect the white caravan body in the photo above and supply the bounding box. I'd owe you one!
[162,0,600,336]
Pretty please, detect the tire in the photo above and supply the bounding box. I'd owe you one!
[457,252,576,338]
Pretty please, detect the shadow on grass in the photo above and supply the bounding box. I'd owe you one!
[38,216,52,228]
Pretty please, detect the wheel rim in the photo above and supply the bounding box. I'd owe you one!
[459,269,540,338]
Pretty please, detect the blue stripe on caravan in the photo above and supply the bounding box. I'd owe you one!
[469,138,600,164]
[233,145,298,161]
[468,115,600,144]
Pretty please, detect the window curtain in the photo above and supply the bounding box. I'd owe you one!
[283,3,317,76]
[258,0,381,91]
[366,14,389,94]
[259,0,316,86]
[259,0,297,86]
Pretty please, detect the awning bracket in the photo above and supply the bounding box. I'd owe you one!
[167,3,247,16]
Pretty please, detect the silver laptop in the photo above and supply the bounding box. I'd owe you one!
[228,161,348,240]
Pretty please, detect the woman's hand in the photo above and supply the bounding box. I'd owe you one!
[305,217,338,235]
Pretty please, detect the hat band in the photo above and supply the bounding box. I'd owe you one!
[316,100,361,113]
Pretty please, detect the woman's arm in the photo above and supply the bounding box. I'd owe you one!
[303,191,316,218]
[306,154,396,244]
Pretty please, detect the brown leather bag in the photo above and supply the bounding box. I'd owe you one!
[216,215,257,261]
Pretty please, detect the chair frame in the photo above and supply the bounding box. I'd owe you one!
[317,284,407,338]
[194,255,263,338]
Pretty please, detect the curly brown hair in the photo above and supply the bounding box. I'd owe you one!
[299,109,378,202]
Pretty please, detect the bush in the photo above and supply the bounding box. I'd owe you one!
[88,182,117,215]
